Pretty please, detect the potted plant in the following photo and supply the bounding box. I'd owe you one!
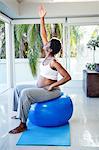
[86,36,99,70]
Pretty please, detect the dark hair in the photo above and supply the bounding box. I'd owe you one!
[50,38,61,55]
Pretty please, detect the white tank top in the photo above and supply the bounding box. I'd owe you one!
[40,59,58,80]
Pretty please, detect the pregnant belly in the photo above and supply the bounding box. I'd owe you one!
[37,75,57,88]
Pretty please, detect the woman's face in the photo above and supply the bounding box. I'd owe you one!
[43,41,51,52]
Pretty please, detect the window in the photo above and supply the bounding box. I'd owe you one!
[14,22,64,84]
[0,20,7,93]
[69,25,99,80]
[14,23,63,59]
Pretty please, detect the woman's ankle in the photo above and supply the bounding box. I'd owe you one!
[20,122,26,128]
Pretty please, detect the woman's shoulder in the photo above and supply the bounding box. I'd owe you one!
[50,58,61,69]
[51,58,60,64]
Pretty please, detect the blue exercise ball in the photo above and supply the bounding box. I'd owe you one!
[28,95,73,127]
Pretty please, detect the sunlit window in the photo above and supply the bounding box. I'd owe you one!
[69,25,99,80]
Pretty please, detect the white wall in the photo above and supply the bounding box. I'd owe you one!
[0,1,99,19]
[17,2,99,18]
[0,0,19,16]
[0,59,35,84]
[0,59,7,84]
[0,58,65,84]
[15,59,35,84]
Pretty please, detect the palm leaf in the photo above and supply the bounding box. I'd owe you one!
[27,24,35,48]
[15,24,28,42]
[27,24,42,76]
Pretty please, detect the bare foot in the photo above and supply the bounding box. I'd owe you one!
[9,123,27,134]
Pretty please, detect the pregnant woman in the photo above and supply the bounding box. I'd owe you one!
[9,5,71,134]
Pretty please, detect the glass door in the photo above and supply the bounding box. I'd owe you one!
[0,20,7,93]
[68,25,99,80]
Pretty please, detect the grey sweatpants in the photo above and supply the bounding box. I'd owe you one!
[13,84,61,123]
[13,84,37,118]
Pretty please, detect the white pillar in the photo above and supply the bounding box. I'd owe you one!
[5,23,15,88]
[66,25,70,72]
[63,22,67,68]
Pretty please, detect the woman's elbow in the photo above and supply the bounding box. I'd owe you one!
[64,75,71,82]
[68,75,71,81]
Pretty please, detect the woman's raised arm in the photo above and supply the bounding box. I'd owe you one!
[38,5,48,45]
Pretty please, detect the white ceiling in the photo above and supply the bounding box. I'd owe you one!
[18,0,99,2]
[0,0,99,19]
[1,0,99,3]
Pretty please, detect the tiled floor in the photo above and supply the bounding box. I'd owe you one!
[0,84,8,94]
[0,81,99,150]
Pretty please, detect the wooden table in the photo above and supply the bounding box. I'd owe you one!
[83,70,99,97]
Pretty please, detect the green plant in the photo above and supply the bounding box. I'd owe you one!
[86,63,96,71]
[14,24,42,76]
[87,36,99,64]
[28,46,39,76]
[27,24,42,76]
[0,20,5,59]
[70,26,82,57]
[14,23,63,76]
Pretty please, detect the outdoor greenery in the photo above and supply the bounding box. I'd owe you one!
[0,20,5,59]
[87,28,99,64]
[70,26,83,57]
[14,23,63,76]
[45,23,63,57]
[27,25,42,76]
[0,19,99,75]
[14,24,42,76]
[87,36,99,52]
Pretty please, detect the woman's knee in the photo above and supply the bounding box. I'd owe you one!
[15,85,25,91]
[14,85,23,95]
[20,89,30,102]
